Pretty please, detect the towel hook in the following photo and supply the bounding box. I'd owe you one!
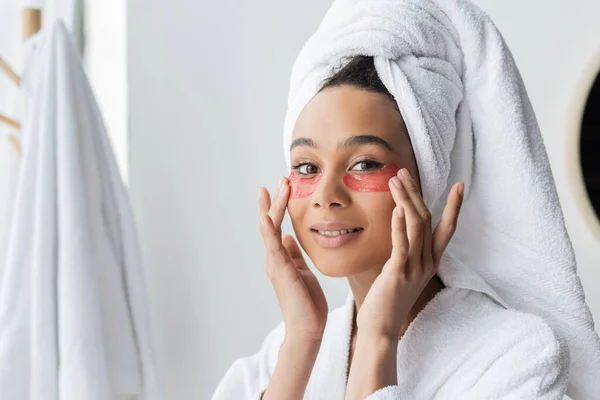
[0,7,42,156]
[0,58,21,155]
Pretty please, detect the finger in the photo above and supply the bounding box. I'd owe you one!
[258,213,285,259]
[282,234,309,271]
[432,182,464,264]
[258,186,272,217]
[259,213,298,283]
[390,206,409,267]
[269,177,290,230]
[397,169,433,268]
[388,175,423,264]
[258,189,284,259]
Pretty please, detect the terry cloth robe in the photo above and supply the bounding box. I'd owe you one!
[211,286,569,399]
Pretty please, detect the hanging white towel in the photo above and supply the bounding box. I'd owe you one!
[0,20,161,400]
[0,91,21,288]
[281,0,600,398]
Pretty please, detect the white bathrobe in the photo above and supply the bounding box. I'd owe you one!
[212,287,569,399]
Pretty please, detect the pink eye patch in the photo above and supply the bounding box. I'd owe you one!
[288,163,401,198]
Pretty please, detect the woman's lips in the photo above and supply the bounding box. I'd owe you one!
[310,228,364,249]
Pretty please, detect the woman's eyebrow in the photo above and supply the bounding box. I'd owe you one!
[290,134,393,152]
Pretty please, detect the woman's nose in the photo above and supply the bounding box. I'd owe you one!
[311,172,350,209]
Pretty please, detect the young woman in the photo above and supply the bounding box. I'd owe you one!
[212,0,600,399]
[213,56,563,400]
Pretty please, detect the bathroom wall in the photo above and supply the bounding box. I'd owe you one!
[127,1,600,398]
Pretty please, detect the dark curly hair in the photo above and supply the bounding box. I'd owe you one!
[318,55,400,114]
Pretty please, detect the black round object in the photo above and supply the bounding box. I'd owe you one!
[580,71,600,221]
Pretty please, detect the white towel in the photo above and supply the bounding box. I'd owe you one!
[281,0,600,398]
[0,20,161,400]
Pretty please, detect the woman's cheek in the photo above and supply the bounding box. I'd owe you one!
[287,204,311,252]
[286,201,300,224]
[286,201,306,233]
[288,163,400,197]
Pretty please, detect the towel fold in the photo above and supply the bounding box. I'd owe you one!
[282,0,600,398]
[0,20,161,400]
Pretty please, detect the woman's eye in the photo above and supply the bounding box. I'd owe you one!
[351,160,383,172]
[293,160,382,175]
[297,163,318,175]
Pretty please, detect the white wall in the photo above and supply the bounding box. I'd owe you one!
[126,1,600,398]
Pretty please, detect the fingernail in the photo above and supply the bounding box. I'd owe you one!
[458,183,464,196]
[396,206,404,218]
[258,188,262,201]
[391,176,401,187]
[400,168,411,180]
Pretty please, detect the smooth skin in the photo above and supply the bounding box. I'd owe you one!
[258,85,464,400]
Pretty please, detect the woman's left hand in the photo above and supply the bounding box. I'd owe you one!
[344,169,464,400]
[357,168,464,339]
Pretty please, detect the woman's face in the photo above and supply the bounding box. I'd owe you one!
[288,84,421,277]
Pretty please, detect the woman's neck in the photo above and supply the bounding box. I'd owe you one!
[347,269,446,341]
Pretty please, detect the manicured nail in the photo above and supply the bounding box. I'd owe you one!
[391,176,401,187]
[396,206,404,218]
[400,168,411,180]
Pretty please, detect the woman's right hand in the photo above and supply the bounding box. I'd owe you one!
[258,176,329,344]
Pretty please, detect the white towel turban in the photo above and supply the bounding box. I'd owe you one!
[281,0,600,398]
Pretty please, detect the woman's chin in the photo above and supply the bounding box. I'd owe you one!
[311,255,371,278]
[306,244,392,278]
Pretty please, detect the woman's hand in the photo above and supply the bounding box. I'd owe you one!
[345,168,464,400]
[356,168,464,339]
[258,177,328,399]
[258,177,329,344]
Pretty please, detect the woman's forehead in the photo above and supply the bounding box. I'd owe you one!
[291,85,407,151]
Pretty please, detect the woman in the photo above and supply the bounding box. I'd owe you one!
[213,0,600,399]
